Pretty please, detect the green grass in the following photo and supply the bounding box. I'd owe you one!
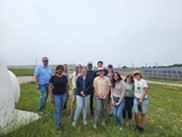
[2,81,182,137]
[8,69,35,76]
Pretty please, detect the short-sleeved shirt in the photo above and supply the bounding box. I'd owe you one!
[134,79,148,99]
[113,80,125,98]
[49,75,68,95]
[63,72,70,82]
[93,76,111,97]
[125,83,134,97]
[34,65,52,85]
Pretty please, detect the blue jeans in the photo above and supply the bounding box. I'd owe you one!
[94,95,109,125]
[53,93,67,129]
[113,97,125,126]
[73,95,90,122]
[123,97,134,120]
[38,84,49,112]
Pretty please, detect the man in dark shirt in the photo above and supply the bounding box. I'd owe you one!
[87,62,95,116]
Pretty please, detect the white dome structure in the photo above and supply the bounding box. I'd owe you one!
[0,59,39,135]
[0,59,17,127]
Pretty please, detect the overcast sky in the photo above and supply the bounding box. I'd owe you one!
[0,0,182,67]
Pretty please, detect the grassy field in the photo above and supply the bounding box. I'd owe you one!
[8,69,35,76]
[2,81,182,137]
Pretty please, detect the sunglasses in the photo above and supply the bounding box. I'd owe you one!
[134,73,139,76]
[43,60,48,62]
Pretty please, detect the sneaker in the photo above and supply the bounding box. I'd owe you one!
[90,112,94,116]
[57,129,61,134]
[93,124,97,129]
[37,111,44,116]
[72,121,76,128]
[119,127,122,131]
[83,120,87,126]
[101,121,105,126]
[59,123,64,129]
[136,125,144,133]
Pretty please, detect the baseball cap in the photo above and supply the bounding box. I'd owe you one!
[98,67,104,71]
[133,70,141,75]
[107,64,113,68]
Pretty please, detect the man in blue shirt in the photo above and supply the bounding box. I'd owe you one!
[34,57,52,114]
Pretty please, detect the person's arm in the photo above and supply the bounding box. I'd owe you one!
[139,88,148,103]
[66,83,69,97]
[94,87,102,99]
[34,76,40,90]
[103,86,110,99]
[49,83,54,103]
[111,87,115,105]
[83,77,91,95]
[115,87,125,106]
[102,78,111,99]
[93,78,102,98]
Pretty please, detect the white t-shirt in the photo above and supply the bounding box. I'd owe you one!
[134,79,148,99]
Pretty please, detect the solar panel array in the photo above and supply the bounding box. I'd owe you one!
[144,68,182,80]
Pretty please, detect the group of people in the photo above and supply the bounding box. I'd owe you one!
[34,57,148,134]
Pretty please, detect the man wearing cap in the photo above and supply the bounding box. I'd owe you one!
[94,61,108,78]
[34,57,52,114]
[133,70,148,133]
[93,67,111,129]
[87,62,95,116]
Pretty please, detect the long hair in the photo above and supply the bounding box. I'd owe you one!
[111,72,122,88]
[124,74,134,83]
[76,64,82,76]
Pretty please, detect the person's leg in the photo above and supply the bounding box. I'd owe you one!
[90,88,94,115]
[94,96,102,126]
[38,84,48,112]
[141,99,148,129]
[83,95,90,124]
[128,97,134,122]
[53,95,62,129]
[107,92,112,115]
[102,95,109,123]
[60,93,66,122]
[62,99,67,112]
[73,96,83,123]
[116,99,125,127]
[68,89,76,119]
[134,98,140,129]
[122,97,127,124]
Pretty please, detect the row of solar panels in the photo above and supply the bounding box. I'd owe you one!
[144,68,182,79]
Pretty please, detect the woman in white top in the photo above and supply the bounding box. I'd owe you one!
[68,64,82,119]
[133,70,148,133]
[111,72,125,131]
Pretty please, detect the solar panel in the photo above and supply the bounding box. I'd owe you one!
[144,68,182,80]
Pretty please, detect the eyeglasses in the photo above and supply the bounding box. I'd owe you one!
[43,60,48,62]
[127,76,132,79]
[77,67,82,68]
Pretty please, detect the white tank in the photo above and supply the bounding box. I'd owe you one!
[0,59,20,127]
